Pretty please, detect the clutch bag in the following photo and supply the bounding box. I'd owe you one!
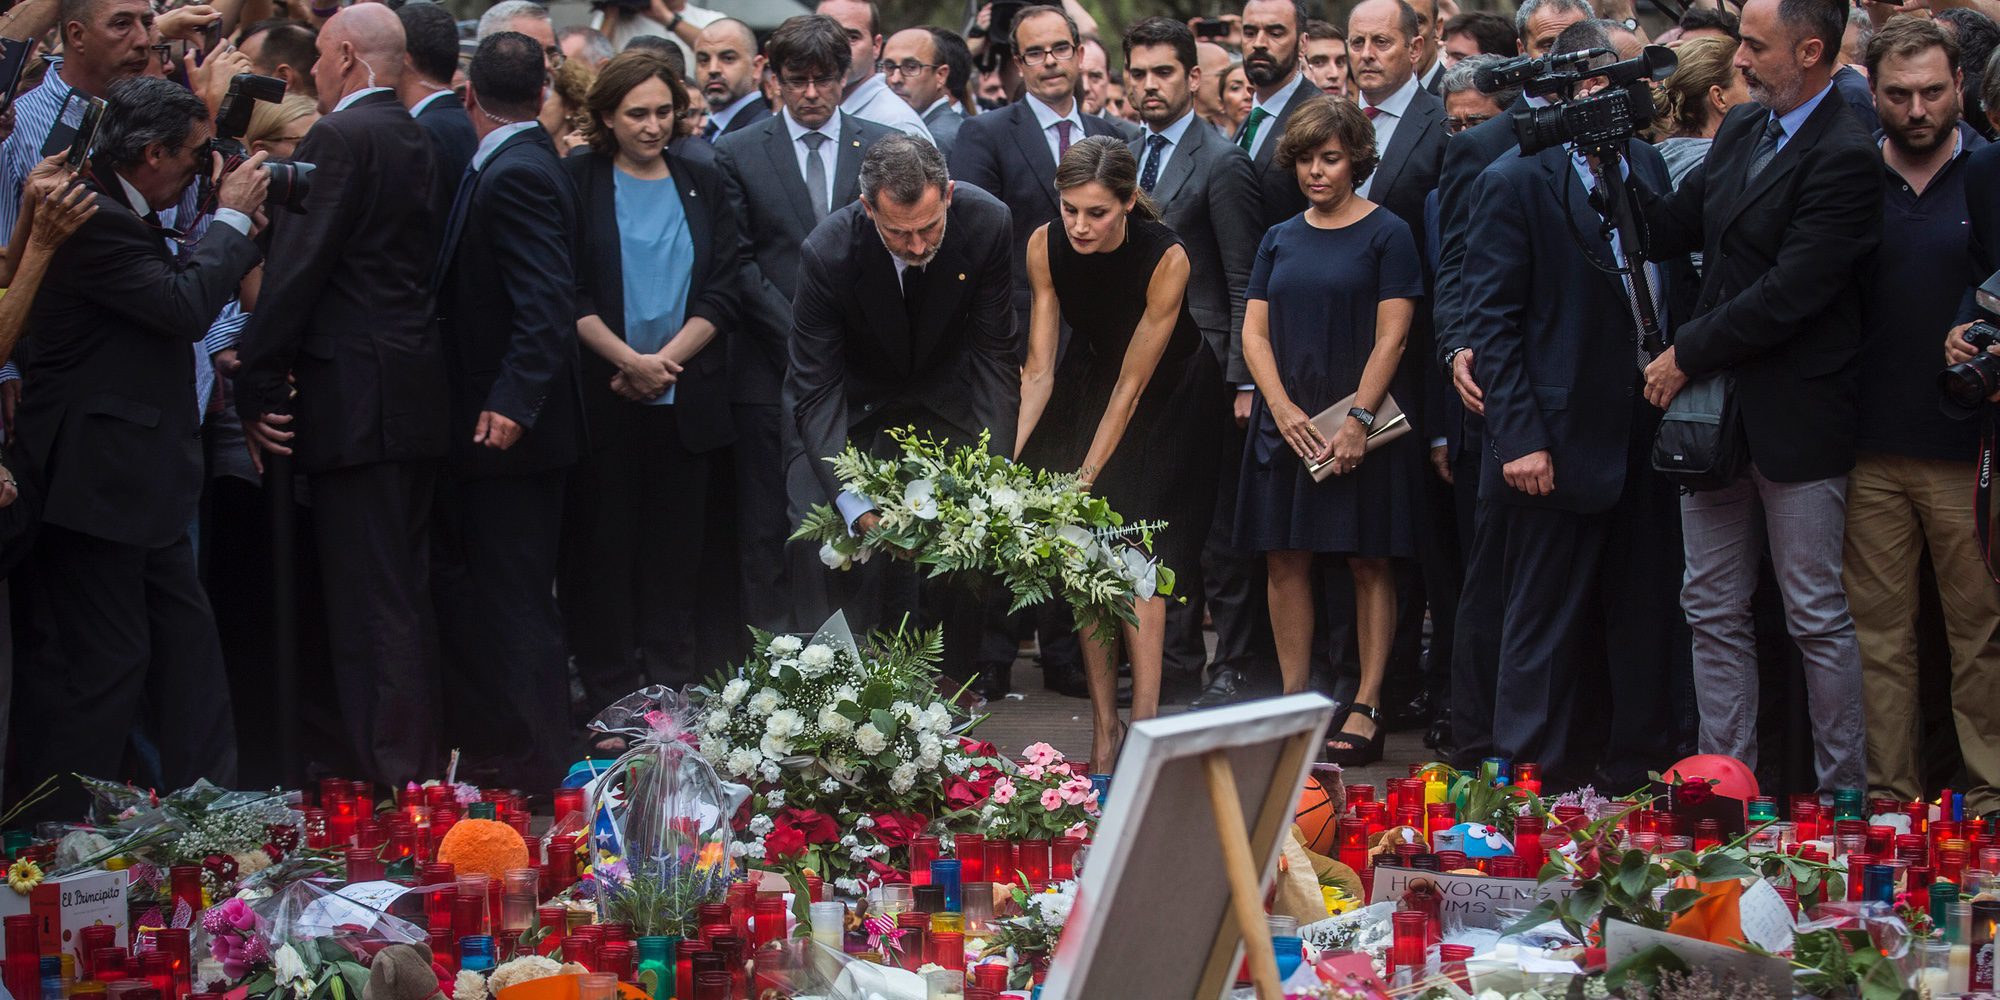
[1305,392,1410,482]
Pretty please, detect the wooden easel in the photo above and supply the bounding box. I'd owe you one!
[1197,730,1319,1000]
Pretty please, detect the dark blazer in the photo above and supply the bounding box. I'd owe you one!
[1962,139,2000,321]
[786,182,1020,506]
[237,90,448,474]
[564,143,738,454]
[947,98,1124,318]
[15,176,260,548]
[1368,84,1449,261]
[1832,65,1881,135]
[1641,95,1883,483]
[1246,76,1324,231]
[717,97,772,138]
[1131,117,1261,381]
[923,101,963,160]
[434,125,584,478]
[715,111,898,403]
[1433,95,1526,361]
[415,91,478,230]
[1462,140,1676,514]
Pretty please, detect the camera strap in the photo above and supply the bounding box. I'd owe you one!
[1979,414,1998,585]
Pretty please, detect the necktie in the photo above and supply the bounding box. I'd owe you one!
[802,131,830,222]
[1140,134,1168,193]
[702,119,719,142]
[902,262,926,332]
[1055,120,1073,157]
[1237,106,1271,152]
[1362,105,1381,120]
[1744,115,1786,185]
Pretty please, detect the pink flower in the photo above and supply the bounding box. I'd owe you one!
[1058,778,1093,806]
[1023,742,1062,767]
[1040,789,1064,811]
[215,897,256,931]
[1049,763,1073,777]
[1064,822,1091,839]
[991,777,1017,805]
[1020,763,1045,781]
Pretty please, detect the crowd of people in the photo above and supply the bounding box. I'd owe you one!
[0,0,1995,824]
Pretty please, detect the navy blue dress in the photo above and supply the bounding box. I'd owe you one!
[1234,207,1425,556]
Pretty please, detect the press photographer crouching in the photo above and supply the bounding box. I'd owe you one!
[10,74,269,818]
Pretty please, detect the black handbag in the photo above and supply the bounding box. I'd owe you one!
[1651,372,1747,491]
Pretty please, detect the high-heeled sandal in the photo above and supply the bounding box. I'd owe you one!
[1323,703,1384,766]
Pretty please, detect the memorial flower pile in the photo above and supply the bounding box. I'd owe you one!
[792,427,1174,635]
[959,743,1100,842]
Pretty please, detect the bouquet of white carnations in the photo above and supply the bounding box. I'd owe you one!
[792,428,1174,636]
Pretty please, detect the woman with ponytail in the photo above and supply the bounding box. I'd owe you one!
[1653,36,1751,188]
[1015,134,1226,770]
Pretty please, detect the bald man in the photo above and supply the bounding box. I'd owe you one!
[695,18,769,139]
[236,3,450,786]
[1195,39,1233,127]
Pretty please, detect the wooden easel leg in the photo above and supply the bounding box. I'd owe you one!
[1204,750,1284,1000]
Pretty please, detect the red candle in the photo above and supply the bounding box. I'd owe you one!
[553,788,585,822]
[1694,819,1722,852]
[1018,839,1052,887]
[1389,911,1427,974]
[1512,763,1542,795]
[929,931,965,971]
[752,896,787,947]
[895,913,929,970]
[909,836,940,886]
[1337,819,1371,875]
[156,927,192,1000]
[4,915,40,1000]
[955,834,986,884]
[1846,853,1875,901]
[1051,837,1081,881]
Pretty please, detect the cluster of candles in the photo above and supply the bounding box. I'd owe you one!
[2,919,194,1000]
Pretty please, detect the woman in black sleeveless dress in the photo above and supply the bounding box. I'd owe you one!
[1015,136,1226,770]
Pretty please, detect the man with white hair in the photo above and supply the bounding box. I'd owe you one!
[479,0,562,73]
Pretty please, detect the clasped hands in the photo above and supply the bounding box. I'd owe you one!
[610,350,682,401]
[1272,402,1367,475]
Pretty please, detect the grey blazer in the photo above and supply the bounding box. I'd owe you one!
[923,101,963,160]
[714,111,899,402]
[1131,117,1261,382]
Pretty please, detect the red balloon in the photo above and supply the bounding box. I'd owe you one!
[1663,754,1758,817]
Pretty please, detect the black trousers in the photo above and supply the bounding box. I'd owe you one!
[311,460,441,787]
[1488,402,1689,789]
[433,467,570,791]
[13,526,236,818]
[559,406,721,704]
[1166,409,1274,686]
[1448,421,1496,767]
[733,401,795,633]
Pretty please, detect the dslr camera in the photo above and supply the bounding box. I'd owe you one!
[202,73,314,214]
[1940,269,2000,414]
[1476,45,1678,155]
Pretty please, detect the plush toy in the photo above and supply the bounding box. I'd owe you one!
[363,944,446,1000]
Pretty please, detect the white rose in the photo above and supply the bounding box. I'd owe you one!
[721,679,750,706]
[818,542,851,570]
[767,634,804,657]
[818,705,854,735]
[889,763,918,794]
[748,688,782,716]
[855,723,888,755]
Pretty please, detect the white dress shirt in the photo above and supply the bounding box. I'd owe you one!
[1243,71,1305,160]
[706,90,764,134]
[840,73,936,142]
[591,3,722,82]
[783,108,845,215]
[409,88,454,118]
[471,120,540,171]
[333,86,393,113]
[1357,73,1420,199]
[1139,108,1200,181]
[1025,92,1086,164]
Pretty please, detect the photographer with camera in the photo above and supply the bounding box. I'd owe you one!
[234,3,447,788]
[1844,15,2000,829]
[1636,0,1880,795]
[1457,20,1689,791]
[9,75,267,818]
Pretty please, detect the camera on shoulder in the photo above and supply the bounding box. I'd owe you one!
[1476,45,1678,156]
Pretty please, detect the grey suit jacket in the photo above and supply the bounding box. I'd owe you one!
[1132,117,1260,382]
[923,101,963,160]
[715,111,898,402]
[1248,76,1325,230]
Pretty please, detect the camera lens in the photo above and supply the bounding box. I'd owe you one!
[263,160,316,213]
[1938,354,2000,411]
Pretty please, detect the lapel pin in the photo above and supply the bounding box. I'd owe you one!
[957,273,965,281]
[852,140,861,147]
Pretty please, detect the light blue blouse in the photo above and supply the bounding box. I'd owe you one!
[615,169,696,405]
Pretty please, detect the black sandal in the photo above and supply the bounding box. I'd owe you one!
[1323,703,1385,766]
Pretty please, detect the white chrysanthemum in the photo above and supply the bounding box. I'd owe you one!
[855,723,888,755]
[725,747,762,777]
[889,763,918,794]
[721,679,750,706]
[745,841,767,860]
[453,970,489,1000]
[766,709,804,738]
[916,738,943,770]
[704,710,730,733]
[849,845,872,862]
[923,703,953,733]
[894,701,922,727]
[818,704,854,735]
[1036,891,1075,928]
[699,735,727,760]
[832,685,859,705]
[749,814,775,835]
[767,634,804,657]
[758,761,781,783]
[748,688,782,716]
[797,644,837,676]
[840,834,859,848]
[945,754,970,774]
[835,877,863,895]
[765,789,785,809]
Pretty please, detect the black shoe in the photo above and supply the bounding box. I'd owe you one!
[1323,703,1386,766]
[1424,708,1452,752]
[1189,667,1249,709]
[1042,660,1090,698]
[969,662,1012,701]
[1382,690,1434,732]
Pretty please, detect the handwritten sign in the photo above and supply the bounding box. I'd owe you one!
[1367,866,1576,929]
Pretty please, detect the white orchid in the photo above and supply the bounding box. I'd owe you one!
[273,945,311,996]
[818,542,851,570]
[903,478,940,519]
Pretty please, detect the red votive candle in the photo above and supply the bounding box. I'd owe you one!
[1018,839,1052,887]
[1052,837,1081,881]
[955,834,986,883]
[929,931,965,971]
[752,896,787,947]
[553,788,585,822]
[156,926,192,999]
[4,915,40,1000]
[909,836,940,886]
[1389,911,1427,974]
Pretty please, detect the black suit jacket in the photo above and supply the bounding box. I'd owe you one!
[435,126,584,478]
[16,177,260,547]
[947,99,1124,319]
[1962,139,2000,321]
[237,90,449,474]
[1462,141,1676,514]
[715,111,898,403]
[1641,95,1883,483]
[1832,65,1881,135]
[1246,77,1324,231]
[786,182,1021,506]
[415,91,478,230]
[1368,84,1448,261]
[716,99,772,138]
[1434,96,1527,361]
[1131,118,1261,381]
[564,143,738,454]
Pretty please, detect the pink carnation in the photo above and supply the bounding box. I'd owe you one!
[1040,788,1064,811]
[991,777,1016,805]
[1023,742,1062,767]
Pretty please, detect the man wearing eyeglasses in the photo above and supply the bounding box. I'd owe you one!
[882,26,960,157]
[714,13,898,634]
[817,0,936,142]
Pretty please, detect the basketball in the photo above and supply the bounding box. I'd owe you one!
[1296,774,1342,856]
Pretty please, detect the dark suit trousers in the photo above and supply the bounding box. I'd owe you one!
[13,526,236,818]
[1168,414,1272,683]
[560,406,716,703]
[734,401,795,632]
[433,467,570,790]
[311,460,441,787]
[1448,419,1493,766]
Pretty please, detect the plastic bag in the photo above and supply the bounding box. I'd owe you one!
[583,689,744,937]
[749,939,929,1000]
[194,879,432,996]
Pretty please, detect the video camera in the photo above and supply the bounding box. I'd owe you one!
[1941,269,2000,415]
[1476,45,1678,156]
[200,73,314,214]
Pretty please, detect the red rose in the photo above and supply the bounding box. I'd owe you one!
[863,858,909,884]
[1676,780,1714,807]
[731,797,755,833]
[958,738,1000,759]
[944,772,997,810]
[780,808,840,845]
[763,825,808,861]
[871,811,928,848]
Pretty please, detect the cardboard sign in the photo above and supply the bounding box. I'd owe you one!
[1367,866,1576,929]
[0,868,128,962]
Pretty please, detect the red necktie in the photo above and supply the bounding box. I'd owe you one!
[1056,120,1073,155]
[1363,106,1381,120]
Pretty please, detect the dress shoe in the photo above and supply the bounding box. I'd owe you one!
[1425,707,1453,753]
[969,662,1012,701]
[1189,666,1249,709]
[1042,660,1091,699]
[1382,690,1435,732]
[1159,673,1202,706]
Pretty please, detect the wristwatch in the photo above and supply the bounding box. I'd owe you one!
[1348,406,1376,429]
[663,9,682,28]
[1442,345,1470,374]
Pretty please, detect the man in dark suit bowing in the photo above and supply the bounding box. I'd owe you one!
[1460,19,1691,791]
[236,2,449,787]
[1638,0,1879,795]
[715,13,897,634]
[1239,0,1324,231]
[11,77,267,816]
[429,31,584,791]
[1122,16,1267,706]
[397,1,475,228]
[787,135,1019,685]
[947,3,1118,698]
